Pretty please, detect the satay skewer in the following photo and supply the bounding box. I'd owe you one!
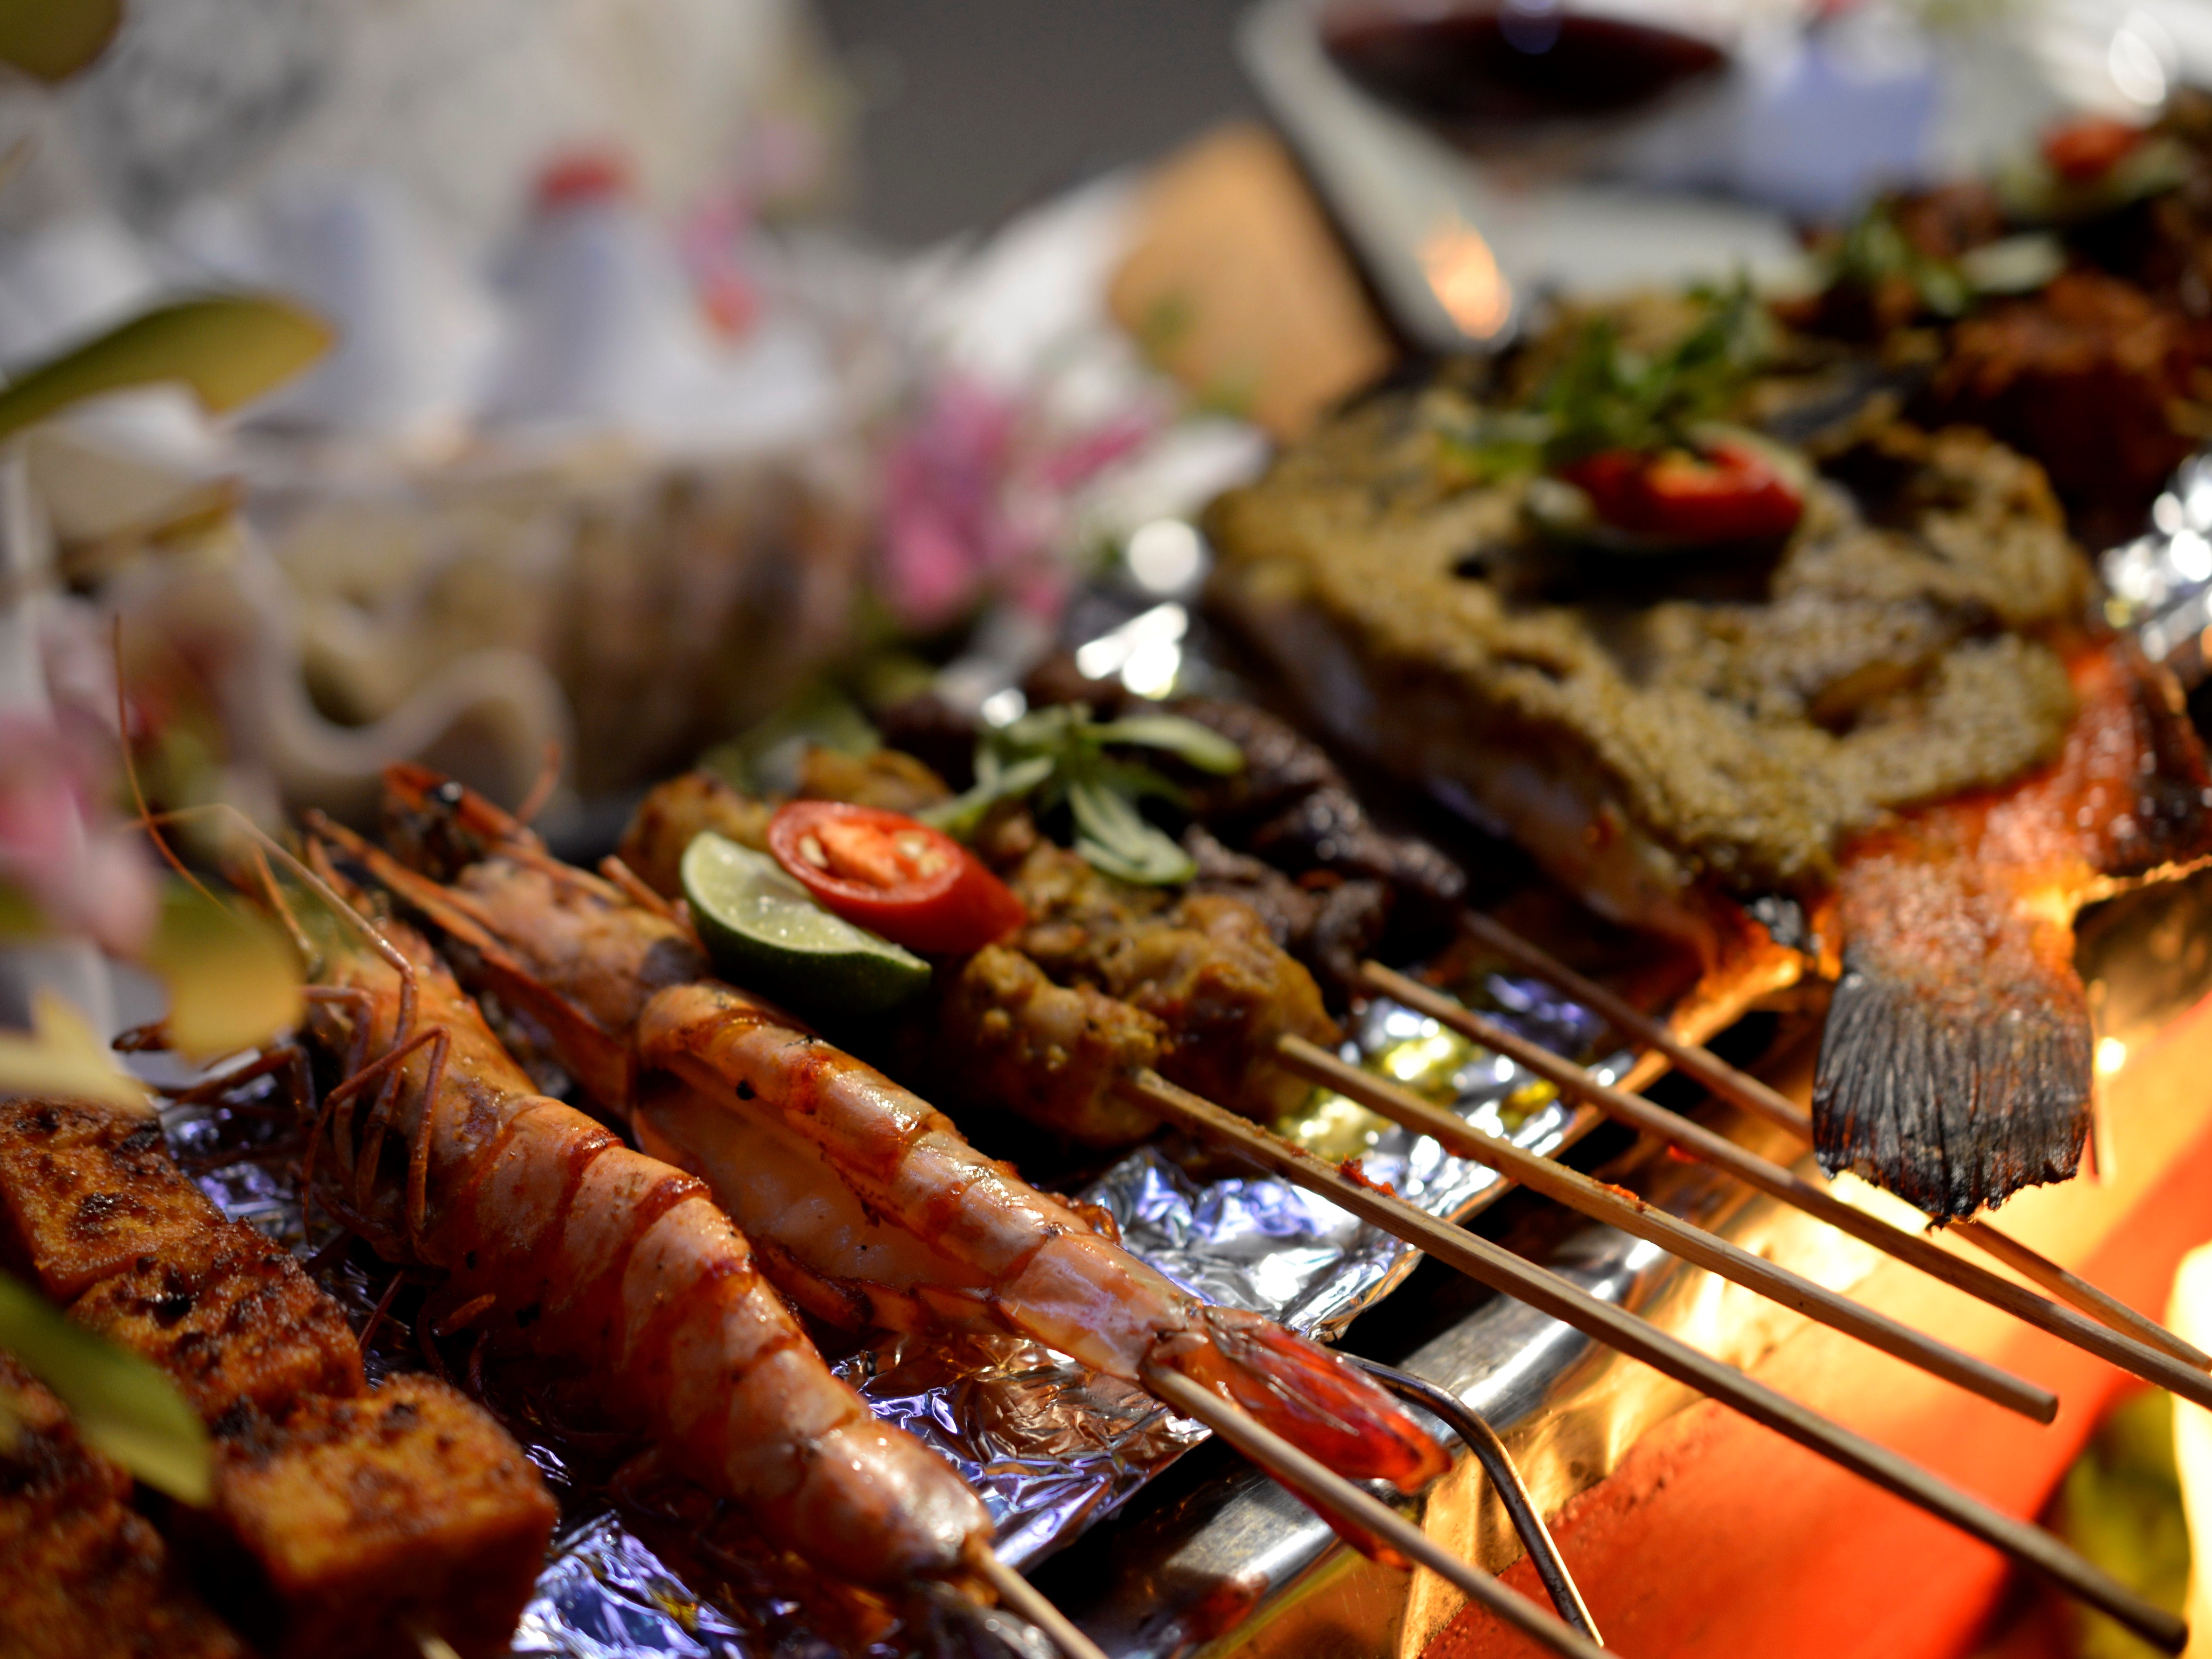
[1360,962,2212,1414]
[1137,1366,1612,1659]
[967,1544,1114,1659]
[1448,907,2212,1371]
[1273,1036,2054,1422]
[1119,1068,2188,1655]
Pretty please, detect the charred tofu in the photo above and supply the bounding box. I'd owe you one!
[68,1221,364,1421]
[0,1098,223,1300]
[0,1357,248,1659]
[197,1377,558,1659]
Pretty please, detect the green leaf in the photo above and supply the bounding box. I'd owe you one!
[0,1272,212,1505]
[0,990,149,1111]
[0,0,123,82]
[1067,777,1194,885]
[1091,714,1245,775]
[0,295,333,446]
[142,883,305,1062]
[920,754,1054,839]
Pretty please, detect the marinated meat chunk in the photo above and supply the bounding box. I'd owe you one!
[616,768,771,896]
[1923,270,2208,537]
[1009,843,1339,1122]
[921,943,1168,1146]
[196,1378,556,1659]
[795,744,953,815]
[0,1099,223,1300]
[0,1356,247,1659]
[68,1222,364,1420]
[1182,825,1392,1001]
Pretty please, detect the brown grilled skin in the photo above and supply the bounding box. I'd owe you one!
[187,1378,553,1659]
[1815,639,2212,1214]
[0,1355,247,1659]
[0,1096,556,1659]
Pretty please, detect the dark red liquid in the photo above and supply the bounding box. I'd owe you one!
[1323,1,1727,135]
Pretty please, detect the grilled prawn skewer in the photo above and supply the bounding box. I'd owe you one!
[323,772,1452,1510]
[285,864,998,1598]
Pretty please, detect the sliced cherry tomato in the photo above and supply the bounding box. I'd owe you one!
[2042,116,2144,184]
[1559,439,1803,543]
[766,800,1028,956]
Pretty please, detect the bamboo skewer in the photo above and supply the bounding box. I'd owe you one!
[1138,1365,1614,1659]
[1277,1036,2055,1423]
[1362,962,2212,1415]
[1121,1069,2189,1655]
[967,1543,1114,1659]
[1450,909,2212,1371]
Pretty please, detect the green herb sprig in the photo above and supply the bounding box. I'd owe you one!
[922,704,1243,885]
[1438,281,1771,481]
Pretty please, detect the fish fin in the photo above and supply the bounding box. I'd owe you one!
[1813,860,2090,1218]
[1160,1306,1449,1495]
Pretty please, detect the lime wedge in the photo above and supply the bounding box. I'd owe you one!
[681,831,931,1016]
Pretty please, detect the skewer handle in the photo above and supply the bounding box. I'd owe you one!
[1364,962,2212,1415]
[1138,1365,1612,1659]
[1444,917,2212,1371]
[1278,1036,2056,1424]
[1345,1357,1602,1643]
[967,1542,1114,1659]
[1122,1068,2189,1655]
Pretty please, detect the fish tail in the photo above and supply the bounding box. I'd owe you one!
[1813,919,2091,1218]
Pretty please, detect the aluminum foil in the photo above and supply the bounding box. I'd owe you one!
[2102,451,2212,688]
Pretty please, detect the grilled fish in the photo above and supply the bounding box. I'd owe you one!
[1206,386,2212,1213]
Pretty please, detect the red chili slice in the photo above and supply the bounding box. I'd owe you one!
[2042,116,2144,184]
[767,800,1028,955]
[1559,439,1803,543]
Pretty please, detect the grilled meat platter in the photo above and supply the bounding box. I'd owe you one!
[20,88,2212,1659]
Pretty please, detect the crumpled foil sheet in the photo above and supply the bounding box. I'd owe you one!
[2102,451,2212,689]
[161,965,1609,1656]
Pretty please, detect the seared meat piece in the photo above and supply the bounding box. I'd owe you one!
[193,1379,555,1659]
[0,1101,227,1299]
[616,769,772,894]
[1006,841,1340,1124]
[1182,825,1392,1002]
[1922,270,2208,540]
[0,1096,555,1657]
[918,943,1168,1145]
[795,745,953,814]
[0,1355,248,1659]
[69,1222,363,1421]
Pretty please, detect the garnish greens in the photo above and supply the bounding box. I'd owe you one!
[0,1269,212,1504]
[1440,280,1772,481]
[923,704,1243,885]
[1822,201,2064,319]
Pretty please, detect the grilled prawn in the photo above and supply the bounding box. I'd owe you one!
[330,769,1450,1506]
[288,869,992,1594]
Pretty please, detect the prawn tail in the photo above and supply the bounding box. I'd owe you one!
[1163,1305,1450,1495]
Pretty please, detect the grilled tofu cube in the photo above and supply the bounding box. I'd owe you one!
[199,1377,557,1659]
[0,1097,223,1299]
[69,1220,365,1421]
[0,1357,249,1659]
